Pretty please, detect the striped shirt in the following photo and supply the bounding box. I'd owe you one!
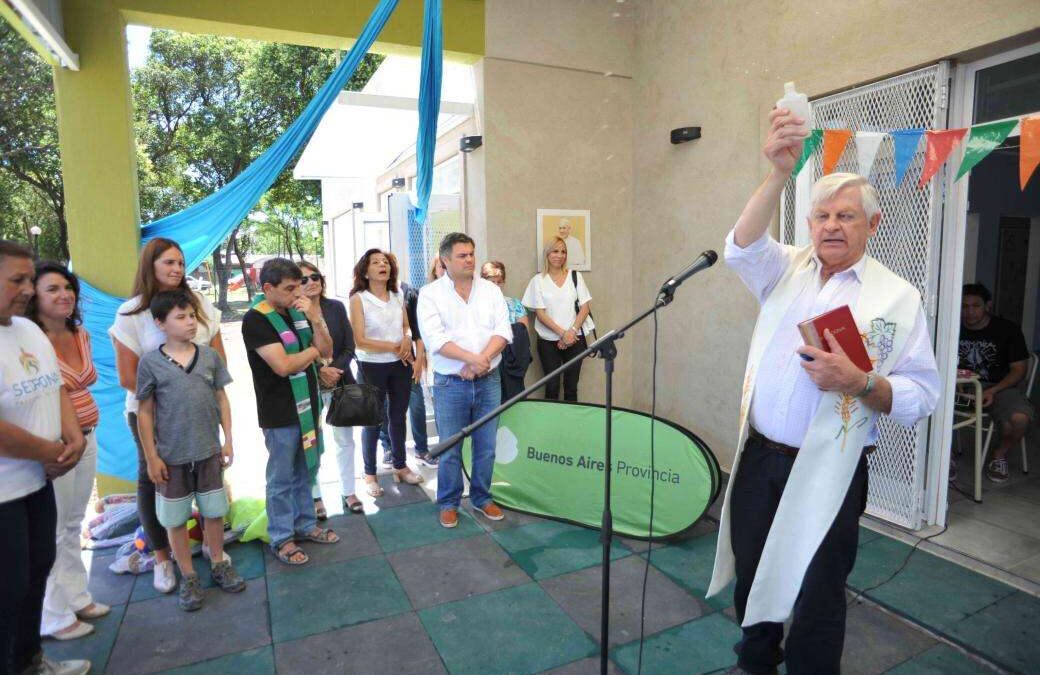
[59,329,99,429]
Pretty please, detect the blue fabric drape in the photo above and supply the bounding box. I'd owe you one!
[412,0,443,225]
[78,0,458,483]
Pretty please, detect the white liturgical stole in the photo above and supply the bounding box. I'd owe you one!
[708,245,920,626]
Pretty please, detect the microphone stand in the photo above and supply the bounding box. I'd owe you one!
[428,286,686,675]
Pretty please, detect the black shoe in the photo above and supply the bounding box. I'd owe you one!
[178,573,204,611]
[416,452,439,468]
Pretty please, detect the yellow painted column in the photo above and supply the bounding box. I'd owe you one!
[53,1,140,297]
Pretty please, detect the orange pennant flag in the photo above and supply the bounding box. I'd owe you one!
[1022,116,1040,190]
[822,129,854,175]
[918,128,967,188]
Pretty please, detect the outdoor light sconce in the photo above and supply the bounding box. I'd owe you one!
[392,177,406,188]
[460,135,483,152]
[352,202,364,210]
[670,126,701,144]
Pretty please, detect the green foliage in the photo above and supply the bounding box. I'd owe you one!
[0,21,66,260]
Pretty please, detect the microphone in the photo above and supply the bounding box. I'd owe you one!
[657,250,718,303]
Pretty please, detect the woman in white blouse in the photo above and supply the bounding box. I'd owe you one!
[349,249,423,497]
[109,238,224,595]
[522,236,593,401]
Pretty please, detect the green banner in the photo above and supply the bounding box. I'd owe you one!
[955,119,1019,180]
[462,400,720,540]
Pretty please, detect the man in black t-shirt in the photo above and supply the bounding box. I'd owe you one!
[242,258,340,564]
[958,284,1035,482]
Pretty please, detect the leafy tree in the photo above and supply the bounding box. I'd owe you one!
[0,21,67,260]
[132,29,381,310]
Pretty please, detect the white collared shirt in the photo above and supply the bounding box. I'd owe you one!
[725,230,940,447]
[417,274,513,375]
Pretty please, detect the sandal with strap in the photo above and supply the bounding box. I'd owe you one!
[275,543,309,566]
[393,468,425,485]
[365,476,384,497]
[302,528,340,544]
[343,495,364,514]
[313,497,327,521]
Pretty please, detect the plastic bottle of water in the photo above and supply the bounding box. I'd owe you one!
[776,82,810,133]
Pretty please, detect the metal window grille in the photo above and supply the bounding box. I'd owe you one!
[780,63,950,529]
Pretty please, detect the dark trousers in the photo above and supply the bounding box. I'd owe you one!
[1,483,57,675]
[730,434,868,675]
[536,336,586,401]
[379,381,428,455]
[498,362,527,401]
[128,411,169,552]
[359,361,412,475]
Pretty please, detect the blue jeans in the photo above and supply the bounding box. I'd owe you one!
[432,370,501,510]
[263,425,318,550]
[379,381,429,455]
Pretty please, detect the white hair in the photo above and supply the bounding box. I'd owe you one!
[810,173,880,220]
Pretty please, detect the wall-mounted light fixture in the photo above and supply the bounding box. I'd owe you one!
[460,135,483,153]
[391,177,406,188]
[352,202,364,210]
[670,126,701,145]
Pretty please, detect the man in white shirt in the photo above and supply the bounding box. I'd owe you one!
[557,219,585,267]
[712,110,939,675]
[417,233,512,528]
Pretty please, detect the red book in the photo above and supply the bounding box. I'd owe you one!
[797,305,872,372]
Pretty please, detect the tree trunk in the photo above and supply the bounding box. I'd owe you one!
[212,249,229,311]
[231,230,255,299]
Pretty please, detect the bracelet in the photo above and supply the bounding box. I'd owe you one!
[856,372,875,398]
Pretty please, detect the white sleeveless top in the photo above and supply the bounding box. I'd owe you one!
[356,290,405,363]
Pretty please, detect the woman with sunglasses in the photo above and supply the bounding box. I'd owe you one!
[297,261,363,517]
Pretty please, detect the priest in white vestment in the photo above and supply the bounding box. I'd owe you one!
[711,108,940,675]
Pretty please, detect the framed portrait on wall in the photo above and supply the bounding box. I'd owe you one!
[536,209,591,272]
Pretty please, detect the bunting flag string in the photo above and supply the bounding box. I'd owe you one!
[789,116,1039,191]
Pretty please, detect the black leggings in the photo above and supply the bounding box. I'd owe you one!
[359,361,412,475]
[1,483,56,675]
[128,411,169,553]
[536,336,587,401]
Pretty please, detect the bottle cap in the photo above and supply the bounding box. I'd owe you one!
[784,81,796,94]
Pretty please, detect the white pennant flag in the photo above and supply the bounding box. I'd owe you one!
[855,132,887,178]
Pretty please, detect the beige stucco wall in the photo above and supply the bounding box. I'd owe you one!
[628,0,1040,469]
[477,0,1040,468]
[479,0,636,404]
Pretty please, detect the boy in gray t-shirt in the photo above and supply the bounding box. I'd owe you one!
[135,290,245,611]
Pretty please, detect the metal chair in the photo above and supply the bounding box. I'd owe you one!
[954,352,1039,501]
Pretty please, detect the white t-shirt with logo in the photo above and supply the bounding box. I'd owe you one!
[0,317,63,503]
[108,292,221,414]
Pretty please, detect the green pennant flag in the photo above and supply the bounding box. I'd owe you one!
[956,119,1019,180]
[793,129,824,178]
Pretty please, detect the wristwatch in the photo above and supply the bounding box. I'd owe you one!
[320,357,333,367]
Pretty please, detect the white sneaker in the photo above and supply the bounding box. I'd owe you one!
[35,655,91,675]
[153,559,177,594]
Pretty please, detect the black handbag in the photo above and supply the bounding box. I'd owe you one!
[324,355,382,427]
[571,270,599,357]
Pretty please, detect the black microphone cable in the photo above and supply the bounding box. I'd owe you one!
[636,305,660,674]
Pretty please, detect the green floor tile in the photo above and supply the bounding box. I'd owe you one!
[944,591,1040,674]
[43,601,126,672]
[644,531,732,610]
[611,613,742,675]
[267,554,411,643]
[366,500,483,553]
[491,521,630,580]
[419,582,596,675]
[131,540,266,602]
[848,537,1015,632]
[858,524,884,546]
[885,644,995,675]
[162,646,275,675]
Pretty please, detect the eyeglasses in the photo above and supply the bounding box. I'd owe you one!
[300,273,322,284]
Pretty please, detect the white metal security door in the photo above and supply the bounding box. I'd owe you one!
[780,63,950,529]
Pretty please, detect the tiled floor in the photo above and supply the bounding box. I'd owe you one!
[46,470,1032,675]
[944,420,1040,583]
